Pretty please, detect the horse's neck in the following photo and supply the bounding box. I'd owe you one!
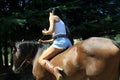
[32,44,49,78]
[32,43,49,59]
[32,43,50,63]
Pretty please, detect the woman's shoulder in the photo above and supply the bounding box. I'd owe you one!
[53,16,60,22]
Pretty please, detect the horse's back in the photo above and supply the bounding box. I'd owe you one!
[81,37,119,56]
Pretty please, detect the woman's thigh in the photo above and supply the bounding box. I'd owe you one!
[39,45,64,60]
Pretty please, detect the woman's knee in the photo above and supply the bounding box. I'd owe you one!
[38,57,43,65]
[38,57,45,66]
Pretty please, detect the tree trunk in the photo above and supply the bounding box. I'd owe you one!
[4,41,8,67]
[0,44,3,68]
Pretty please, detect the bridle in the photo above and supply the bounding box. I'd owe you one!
[14,33,48,72]
[14,41,38,72]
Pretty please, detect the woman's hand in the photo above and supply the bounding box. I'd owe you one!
[42,29,48,35]
[38,39,43,44]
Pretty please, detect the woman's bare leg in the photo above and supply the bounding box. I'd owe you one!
[38,46,64,80]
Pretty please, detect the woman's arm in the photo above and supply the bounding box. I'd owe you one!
[42,13,55,35]
[38,39,54,44]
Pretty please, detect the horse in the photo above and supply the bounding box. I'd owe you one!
[12,37,120,80]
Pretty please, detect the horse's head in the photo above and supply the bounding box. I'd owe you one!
[12,41,38,73]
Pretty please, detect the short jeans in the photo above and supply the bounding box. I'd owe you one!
[51,37,72,49]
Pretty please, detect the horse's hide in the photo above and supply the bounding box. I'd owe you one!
[79,37,120,80]
[43,37,120,80]
[13,37,120,80]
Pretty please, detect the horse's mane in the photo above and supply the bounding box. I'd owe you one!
[15,41,50,60]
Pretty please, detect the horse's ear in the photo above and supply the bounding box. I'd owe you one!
[22,39,24,42]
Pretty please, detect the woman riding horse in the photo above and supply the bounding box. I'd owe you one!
[38,8,72,80]
[12,37,120,80]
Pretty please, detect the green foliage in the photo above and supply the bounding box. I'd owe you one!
[0,0,120,40]
[114,34,120,42]
[0,17,20,34]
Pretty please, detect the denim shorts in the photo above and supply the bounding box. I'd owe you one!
[51,37,72,49]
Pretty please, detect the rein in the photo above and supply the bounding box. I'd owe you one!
[41,35,45,39]
[15,59,28,72]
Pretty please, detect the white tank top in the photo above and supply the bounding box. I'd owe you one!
[53,19,66,36]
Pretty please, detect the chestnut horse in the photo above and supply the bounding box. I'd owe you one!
[12,37,120,80]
